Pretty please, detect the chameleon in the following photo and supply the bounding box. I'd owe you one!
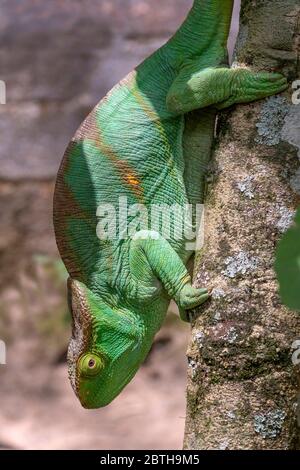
[53,0,288,408]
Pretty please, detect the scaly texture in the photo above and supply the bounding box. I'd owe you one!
[53,0,287,408]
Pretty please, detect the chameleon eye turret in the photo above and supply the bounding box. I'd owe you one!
[53,0,287,408]
[78,353,104,378]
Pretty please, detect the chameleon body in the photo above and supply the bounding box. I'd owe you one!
[53,0,287,408]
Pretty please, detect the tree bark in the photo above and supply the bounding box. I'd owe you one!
[184,0,300,450]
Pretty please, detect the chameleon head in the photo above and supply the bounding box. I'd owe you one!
[67,278,144,408]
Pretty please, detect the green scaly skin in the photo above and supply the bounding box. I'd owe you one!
[53,0,288,408]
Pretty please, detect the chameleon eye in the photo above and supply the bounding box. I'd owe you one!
[88,358,95,368]
[78,353,103,377]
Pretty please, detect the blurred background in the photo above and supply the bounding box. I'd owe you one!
[0,0,239,450]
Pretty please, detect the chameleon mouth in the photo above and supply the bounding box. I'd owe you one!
[67,278,92,396]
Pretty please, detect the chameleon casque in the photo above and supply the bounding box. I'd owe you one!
[53,0,287,408]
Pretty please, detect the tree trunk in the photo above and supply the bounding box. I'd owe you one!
[184,0,300,450]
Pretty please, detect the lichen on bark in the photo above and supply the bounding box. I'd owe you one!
[184,0,300,450]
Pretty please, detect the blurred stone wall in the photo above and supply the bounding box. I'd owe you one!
[0,0,192,180]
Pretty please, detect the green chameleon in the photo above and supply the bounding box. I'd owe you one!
[53,0,287,408]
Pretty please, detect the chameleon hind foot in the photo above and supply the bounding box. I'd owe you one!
[216,69,288,109]
[177,284,210,322]
[166,66,288,114]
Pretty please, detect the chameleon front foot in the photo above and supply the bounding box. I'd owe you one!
[177,285,210,323]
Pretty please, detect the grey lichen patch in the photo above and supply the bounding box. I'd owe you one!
[236,176,255,199]
[281,105,300,157]
[222,251,258,279]
[253,410,286,439]
[266,204,295,233]
[223,326,239,344]
[193,331,205,349]
[213,311,222,323]
[281,105,300,195]
[218,439,230,450]
[290,169,300,195]
[276,205,295,233]
[227,410,237,420]
[188,357,199,379]
[210,323,240,345]
[212,288,226,300]
[256,96,290,146]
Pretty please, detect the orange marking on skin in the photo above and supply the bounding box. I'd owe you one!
[125,173,140,187]
[116,163,143,200]
[76,108,144,202]
[94,137,143,200]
